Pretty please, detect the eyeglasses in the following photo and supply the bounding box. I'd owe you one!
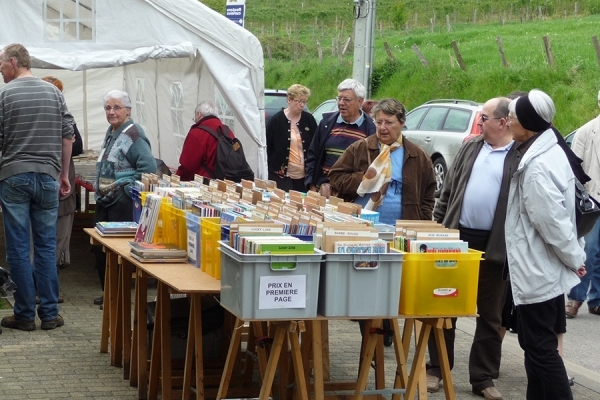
[336,96,355,104]
[375,120,398,128]
[480,114,502,122]
[292,99,307,105]
[105,105,126,112]
[507,115,518,122]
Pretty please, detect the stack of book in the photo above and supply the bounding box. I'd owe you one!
[128,241,188,263]
[95,221,139,237]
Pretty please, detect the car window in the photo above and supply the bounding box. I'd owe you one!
[442,108,472,132]
[265,95,288,108]
[419,107,447,131]
[404,107,428,130]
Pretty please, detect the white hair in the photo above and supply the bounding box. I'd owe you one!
[527,89,555,123]
[337,79,366,101]
[103,90,131,108]
[195,100,218,117]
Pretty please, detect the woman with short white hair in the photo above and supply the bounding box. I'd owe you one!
[505,89,586,400]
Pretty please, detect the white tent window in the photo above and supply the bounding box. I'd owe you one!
[135,78,147,130]
[170,82,185,144]
[44,0,95,42]
[215,88,234,127]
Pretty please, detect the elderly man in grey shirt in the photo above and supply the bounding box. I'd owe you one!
[0,43,73,332]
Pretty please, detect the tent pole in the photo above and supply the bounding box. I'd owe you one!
[82,70,88,150]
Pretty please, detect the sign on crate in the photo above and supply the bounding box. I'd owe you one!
[258,275,306,309]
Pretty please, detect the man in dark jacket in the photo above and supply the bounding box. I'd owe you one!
[426,97,517,400]
[304,79,376,193]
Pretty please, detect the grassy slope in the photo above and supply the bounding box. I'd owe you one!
[263,13,600,134]
[201,0,600,133]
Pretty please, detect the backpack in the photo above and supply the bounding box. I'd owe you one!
[200,124,255,183]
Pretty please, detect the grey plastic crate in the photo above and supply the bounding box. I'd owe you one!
[374,223,395,242]
[218,241,324,320]
[318,251,403,317]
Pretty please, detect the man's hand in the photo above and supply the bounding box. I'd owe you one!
[59,175,71,198]
[575,265,587,278]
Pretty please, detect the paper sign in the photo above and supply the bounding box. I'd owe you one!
[259,275,306,309]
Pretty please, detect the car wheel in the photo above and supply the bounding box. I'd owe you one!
[432,157,447,197]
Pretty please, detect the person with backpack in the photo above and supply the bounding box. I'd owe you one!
[177,101,254,182]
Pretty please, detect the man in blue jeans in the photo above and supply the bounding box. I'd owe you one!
[0,43,74,331]
[566,96,600,318]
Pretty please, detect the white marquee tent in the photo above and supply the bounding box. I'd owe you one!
[0,0,267,178]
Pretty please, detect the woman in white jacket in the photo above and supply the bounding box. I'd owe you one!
[505,89,586,400]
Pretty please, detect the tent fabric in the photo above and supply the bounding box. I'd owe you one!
[0,0,267,178]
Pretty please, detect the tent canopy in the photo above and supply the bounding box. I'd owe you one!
[0,0,267,178]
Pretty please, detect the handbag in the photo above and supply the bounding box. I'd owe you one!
[575,179,600,238]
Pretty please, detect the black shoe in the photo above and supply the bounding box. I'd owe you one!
[383,333,393,347]
[94,296,103,305]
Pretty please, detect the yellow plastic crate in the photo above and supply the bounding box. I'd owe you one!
[399,250,482,316]
[163,203,187,250]
[150,197,169,244]
[201,217,222,278]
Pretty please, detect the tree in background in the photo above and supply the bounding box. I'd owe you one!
[391,1,408,29]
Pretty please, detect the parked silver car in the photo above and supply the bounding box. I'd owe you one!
[402,99,483,196]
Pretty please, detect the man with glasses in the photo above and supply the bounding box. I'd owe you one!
[0,43,74,331]
[305,79,375,194]
[426,97,517,400]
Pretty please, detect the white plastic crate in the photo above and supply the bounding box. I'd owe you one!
[218,241,324,320]
[318,250,403,317]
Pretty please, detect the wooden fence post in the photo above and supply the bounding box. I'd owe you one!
[429,18,434,33]
[337,38,343,65]
[575,2,578,18]
[543,35,555,67]
[294,41,298,67]
[497,36,508,67]
[383,42,396,62]
[452,40,467,70]
[266,44,272,64]
[592,36,600,68]
[411,44,428,67]
[446,15,451,32]
[317,41,323,65]
[342,36,352,55]
[473,9,477,24]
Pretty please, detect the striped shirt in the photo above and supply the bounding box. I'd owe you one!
[0,77,74,180]
[321,112,368,176]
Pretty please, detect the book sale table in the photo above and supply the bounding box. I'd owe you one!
[85,228,475,400]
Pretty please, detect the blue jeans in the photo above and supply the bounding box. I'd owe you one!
[568,217,600,307]
[0,173,60,321]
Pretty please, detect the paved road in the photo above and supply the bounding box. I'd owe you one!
[0,229,598,399]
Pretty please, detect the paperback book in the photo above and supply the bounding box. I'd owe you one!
[128,241,187,258]
[95,221,139,236]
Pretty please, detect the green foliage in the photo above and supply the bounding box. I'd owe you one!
[260,36,310,61]
[371,59,399,94]
[390,1,408,28]
[198,0,223,13]
[589,0,600,14]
